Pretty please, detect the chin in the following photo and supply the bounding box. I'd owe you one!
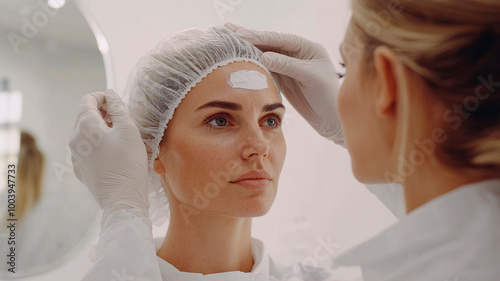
[352,161,377,184]
[352,164,389,184]
[247,204,273,217]
[239,207,272,218]
[233,194,276,217]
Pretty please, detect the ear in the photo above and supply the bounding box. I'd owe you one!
[373,45,402,119]
[154,157,166,174]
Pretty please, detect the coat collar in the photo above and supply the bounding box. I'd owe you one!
[155,237,271,281]
[333,179,500,281]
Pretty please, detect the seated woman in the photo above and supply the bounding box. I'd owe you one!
[77,26,338,280]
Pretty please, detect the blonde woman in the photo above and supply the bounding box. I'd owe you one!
[70,0,500,280]
[227,0,500,280]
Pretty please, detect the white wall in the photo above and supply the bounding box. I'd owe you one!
[14,0,398,279]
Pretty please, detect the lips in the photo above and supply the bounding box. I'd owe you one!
[230,170,272,191]
[230,170,271,183]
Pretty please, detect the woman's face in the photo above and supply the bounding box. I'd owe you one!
[154,61,286,219]
[337,21,395,183]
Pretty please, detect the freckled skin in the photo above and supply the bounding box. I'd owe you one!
[154,61,287,217]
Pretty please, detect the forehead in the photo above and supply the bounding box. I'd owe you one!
[181,61,281,108]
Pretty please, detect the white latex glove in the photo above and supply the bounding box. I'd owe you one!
[69,89,150,218]
[224,22,345,146]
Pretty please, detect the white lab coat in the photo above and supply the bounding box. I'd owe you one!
[81,209,350,281]
[333,178,500,281]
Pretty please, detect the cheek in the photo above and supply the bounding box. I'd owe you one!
[270,134,286,175]
[338,78,389,182]
[337,85,347,122]
[163,131,229,201]
[337,79,372,180]
[337,81,355,137]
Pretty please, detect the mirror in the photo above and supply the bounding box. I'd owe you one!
[0,0,109,277]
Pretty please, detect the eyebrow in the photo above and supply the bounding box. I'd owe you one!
[196,100,285,112]
[262,103,286,112]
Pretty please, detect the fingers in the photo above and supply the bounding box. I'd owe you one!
[102,89,130,125]
[230,27,309,55]
[78,91,105,118]
[261,52,309,80]
[71,90,123,141]
[81,92,105,108]
[73,92,108,132]
[223,22,244,31]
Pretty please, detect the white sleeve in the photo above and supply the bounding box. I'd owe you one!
[81,208,163,281]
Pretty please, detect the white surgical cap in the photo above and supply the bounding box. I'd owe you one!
[122,25,281,225]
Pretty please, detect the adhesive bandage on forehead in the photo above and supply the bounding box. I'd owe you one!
[228,70,269,90]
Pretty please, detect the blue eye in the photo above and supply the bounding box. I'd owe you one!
[208,117,228,127]
[205,112,282,130]
[263,114,282,128]
[266,118,276,127]
[205,112,234,130]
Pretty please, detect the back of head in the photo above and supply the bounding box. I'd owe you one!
[16,131,44,221]
[351,0,500,176]
[122,25,279,223]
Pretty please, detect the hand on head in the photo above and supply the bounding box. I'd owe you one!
[69,89,150,218]
[224,22,345,146]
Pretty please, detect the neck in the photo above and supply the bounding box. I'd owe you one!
[157,202,254,274]
[403,158,494,213]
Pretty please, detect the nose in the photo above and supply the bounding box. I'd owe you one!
[240,123,270,160]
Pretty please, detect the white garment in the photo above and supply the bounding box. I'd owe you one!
[154,237,274,281]
[333,178,500,281]
[154,237,335,281]
[81,209,347,281]
[364,183,406,220]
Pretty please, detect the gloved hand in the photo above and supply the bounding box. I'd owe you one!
[69,89,150,218]
[224,22,345,146]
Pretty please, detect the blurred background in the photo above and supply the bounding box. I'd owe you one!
[0,0,398,279]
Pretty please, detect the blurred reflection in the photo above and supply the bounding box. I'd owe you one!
[0,0,105,277]
[14,131,45,222]
[0,130,46,274]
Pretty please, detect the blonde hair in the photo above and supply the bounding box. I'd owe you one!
[350,0,500,180]
[15,131,45,221]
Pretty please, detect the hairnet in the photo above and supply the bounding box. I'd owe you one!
[122,25,281,225]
